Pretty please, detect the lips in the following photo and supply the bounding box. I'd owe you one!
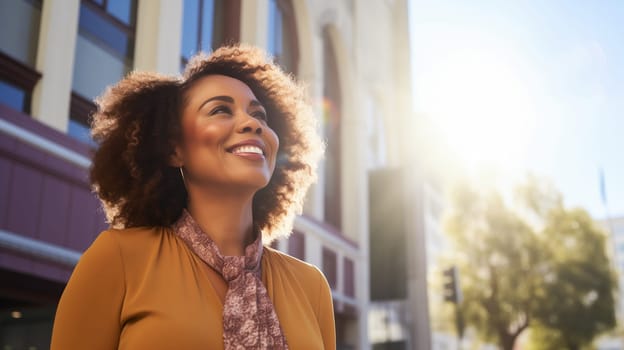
[227,139,266,157]
[231,145,263,155]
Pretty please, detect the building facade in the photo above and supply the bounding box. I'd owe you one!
[0,0,413,349]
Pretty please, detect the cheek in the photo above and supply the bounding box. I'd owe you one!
[180,118,199,147]
[200,123,228,143]
[183,120,228,148]
[265,124,279,147]
[267,130,280,161]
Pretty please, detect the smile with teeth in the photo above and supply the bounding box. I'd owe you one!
[231,145,264,155]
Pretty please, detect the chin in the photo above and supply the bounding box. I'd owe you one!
[248,178,272,190]
[233,175,272,191]
[237,170,272,186]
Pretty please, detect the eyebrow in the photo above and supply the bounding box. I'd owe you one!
[249,100,263,108]
[197,95,234,111]
[197,95,265,112]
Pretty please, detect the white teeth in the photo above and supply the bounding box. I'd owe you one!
[232,145,263,155]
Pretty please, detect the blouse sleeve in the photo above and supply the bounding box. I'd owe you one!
[51,230,125,350]
[316,270,337,350]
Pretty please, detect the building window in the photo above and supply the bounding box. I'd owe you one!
[69,0,137,144]
[287,230,306,261]
[0,0,41,66]
[0,80,26,112]
[0,54,41,114]
[180,0,241,68]
[322,28,342,230]
[344,257,355,298]
[0,269,66,350]
[322,246,337,289]
[267,0,298,74]
[0,0,42,114]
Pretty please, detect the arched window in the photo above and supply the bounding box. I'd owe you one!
[322,28,342,230]
[180,0,241,68]
[267,0,298,74]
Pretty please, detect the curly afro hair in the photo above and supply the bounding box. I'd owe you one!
[90,45,323,241]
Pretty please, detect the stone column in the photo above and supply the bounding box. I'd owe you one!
[31,0,80,132]
[240,0,269,47]
[134,0,183,75]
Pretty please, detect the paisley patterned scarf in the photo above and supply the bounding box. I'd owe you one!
[172,210,288,349]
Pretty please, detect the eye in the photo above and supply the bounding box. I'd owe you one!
[209,105,232,115]
[252,110,268,122]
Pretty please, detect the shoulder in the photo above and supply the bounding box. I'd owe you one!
[263,247,331,297]
[91,226,168,249]
[82,226,170,265]
[60,228,166,301]
[263,246,323,279]
[263,246,335,340]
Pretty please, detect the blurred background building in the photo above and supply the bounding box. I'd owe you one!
[603,216,624,317]
[0,0,425,349]
[597,216,624,350]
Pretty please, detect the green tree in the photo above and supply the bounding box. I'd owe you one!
[445,183,545,350]
[515,177,617,350]
[530,208,616,350]
[443,178,616,350]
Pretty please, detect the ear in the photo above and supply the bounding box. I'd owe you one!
[168,145,184,167]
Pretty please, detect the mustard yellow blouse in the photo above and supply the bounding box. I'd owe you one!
[51,227,336,349]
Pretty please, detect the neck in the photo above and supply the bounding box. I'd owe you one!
[186,185,256,256]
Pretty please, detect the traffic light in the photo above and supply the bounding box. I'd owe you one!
[442,266,462,304]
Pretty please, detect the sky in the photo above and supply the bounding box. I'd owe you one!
[409,0,624,220]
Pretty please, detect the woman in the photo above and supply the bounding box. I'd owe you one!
[51,45,334,349]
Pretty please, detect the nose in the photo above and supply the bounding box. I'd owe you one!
[238,113,263,135]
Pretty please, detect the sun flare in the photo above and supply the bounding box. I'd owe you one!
[418,47,538,172]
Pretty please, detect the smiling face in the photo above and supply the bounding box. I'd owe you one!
[173,74,279,193]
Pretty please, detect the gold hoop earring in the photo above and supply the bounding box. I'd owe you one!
[179,167,186,184]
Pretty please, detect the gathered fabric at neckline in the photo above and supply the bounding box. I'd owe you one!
[172,209,289,349]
